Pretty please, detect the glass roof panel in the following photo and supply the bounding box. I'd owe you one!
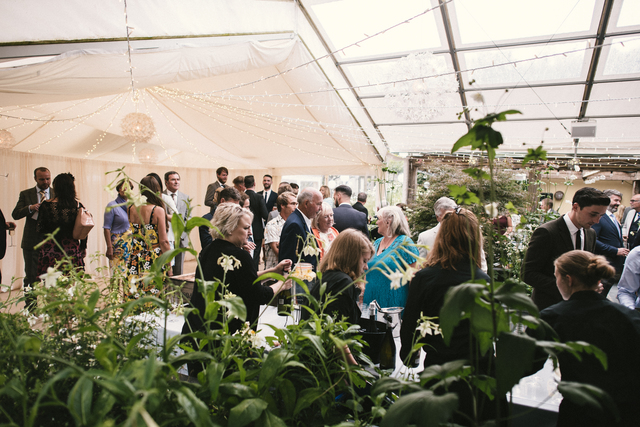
[616,0,640,27]
[467,85,584,121]
[310,0,443,59]
[588,82,640,116]
[452,0,597,46]
[362,92,463,124]
[342,53,454,96]
[379,123,470,153]
[600,36,640,77]
[459,41,591,87]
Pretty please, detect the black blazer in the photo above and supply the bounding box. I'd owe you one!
[522,216,596,311]
[278,209,317,269]
[0,208,6,260]
[352,201,368,219]
[333,204,369,237]
[592,213,625,273]
[12,186,55,250]
[258,190,278,213]
[246,189,268,242]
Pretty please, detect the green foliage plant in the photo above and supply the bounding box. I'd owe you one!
[376,111,614,426]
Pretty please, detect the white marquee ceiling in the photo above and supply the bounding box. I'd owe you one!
[1,0,639,172]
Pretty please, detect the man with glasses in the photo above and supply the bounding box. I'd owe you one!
[623,195,640,250]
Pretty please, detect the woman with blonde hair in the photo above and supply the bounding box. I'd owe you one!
[363,205,419,309]
[304,229,374,325]
[320,185,332,205]
[311,203,339,260]
[533,250,640,427]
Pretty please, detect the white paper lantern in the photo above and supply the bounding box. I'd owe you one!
[122,113,156,143]
[0,129,16,149]
[138,145,158,164]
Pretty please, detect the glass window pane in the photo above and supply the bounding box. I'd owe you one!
[452,0,597,45]
[343,53,454,96]
[311,0,443,59]
[589,82,640,116]
[467,85,584,121]
[380,123,469,153]
[601,36,640,76]
[616,0,640,27]
[459,41,590,87]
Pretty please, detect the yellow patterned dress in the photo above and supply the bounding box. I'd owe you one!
[124,205,164,310]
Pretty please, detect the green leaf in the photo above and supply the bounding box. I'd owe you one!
[256,410,287,427]
[125,332,147,356]
[380,390,458,427]
[439,282,486,345]
[293,388,323,415]
[452,129,477,153]
[277,379,297,417]
[258,349,294,391]
[95,341,120,373]
[495,332,537,395]
[228,398,269,427]
[185,216,213,233]
[219,383,257,399]
[87,289,101,312]
[558,381,619,421]
[522,145,548,166]
[207,361,225,401]
[218,296,247,322]
[462,167,490,180]
[565,341,608,370]
[175,386,216,427]
[67,376,93,426]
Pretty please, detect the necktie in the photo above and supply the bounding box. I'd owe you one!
[264,191,268,202]
[39,190,46,202]
[575,229,582,250]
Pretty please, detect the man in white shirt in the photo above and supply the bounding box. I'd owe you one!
[163,171,191,276]
[617,246,640,311]
[258,174,278,213]
[12,167,54,311]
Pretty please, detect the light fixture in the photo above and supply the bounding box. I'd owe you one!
[121,112,156,144]
[0,129,16,149]
[571,121,597,138]
[137,144,158,164]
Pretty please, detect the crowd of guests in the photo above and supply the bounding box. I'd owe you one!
[6,166,640,425]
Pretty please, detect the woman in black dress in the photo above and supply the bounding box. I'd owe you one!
[182,203,291,375]
[535,250,640,427]
[36,173,86,274]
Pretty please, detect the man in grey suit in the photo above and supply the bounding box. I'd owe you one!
[203,166,228,214]
[163,171,191,276]
[523,187,610,310]
[12,167,54,311]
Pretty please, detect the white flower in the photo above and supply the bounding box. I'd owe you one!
[402,266,417,285]
[66,286,75,299]
[248,330,266,349]
[24,285,32,293]
[484,202,499,218]
[129,282,137,295]
[217,255,236,272]
[129,193,147,208]
[417,320,441,337]
[569,175,577,181]
[20,308,29,317]
[39,267,63,289]
[388,271,404,290]
[302,245,320,257]
[223,291,237,300]
[27,315,38,327]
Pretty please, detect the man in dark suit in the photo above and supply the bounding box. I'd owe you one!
[279,188,323,270]
[164,171,191,276]
[204,166,228,214]
[244,175,268,269]
[623,195,640,249]
[198,187,241,250]
[352,192,369,221]
[592,189,629,296]
[523,187,610,310]
[258,174,278,213]
[332,185,369,237]
[12,167,54,310]
[1,208,17,285]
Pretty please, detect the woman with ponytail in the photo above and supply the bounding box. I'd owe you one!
[538,250,640,426]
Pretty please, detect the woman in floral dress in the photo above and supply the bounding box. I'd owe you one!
[124,176,170,306]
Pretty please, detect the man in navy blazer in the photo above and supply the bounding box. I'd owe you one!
[523,187,610,310]
[258,174,278,213]
[278,188,323,270]
[332,185,369,238]
[592,189,629,295]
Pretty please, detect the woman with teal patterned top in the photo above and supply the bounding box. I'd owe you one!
[363,206,419,309]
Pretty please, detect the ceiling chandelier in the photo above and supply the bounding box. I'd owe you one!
[0,129,16,149]
[137,143,158,164]
[121,112,156,144]
[385,51,459,122]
